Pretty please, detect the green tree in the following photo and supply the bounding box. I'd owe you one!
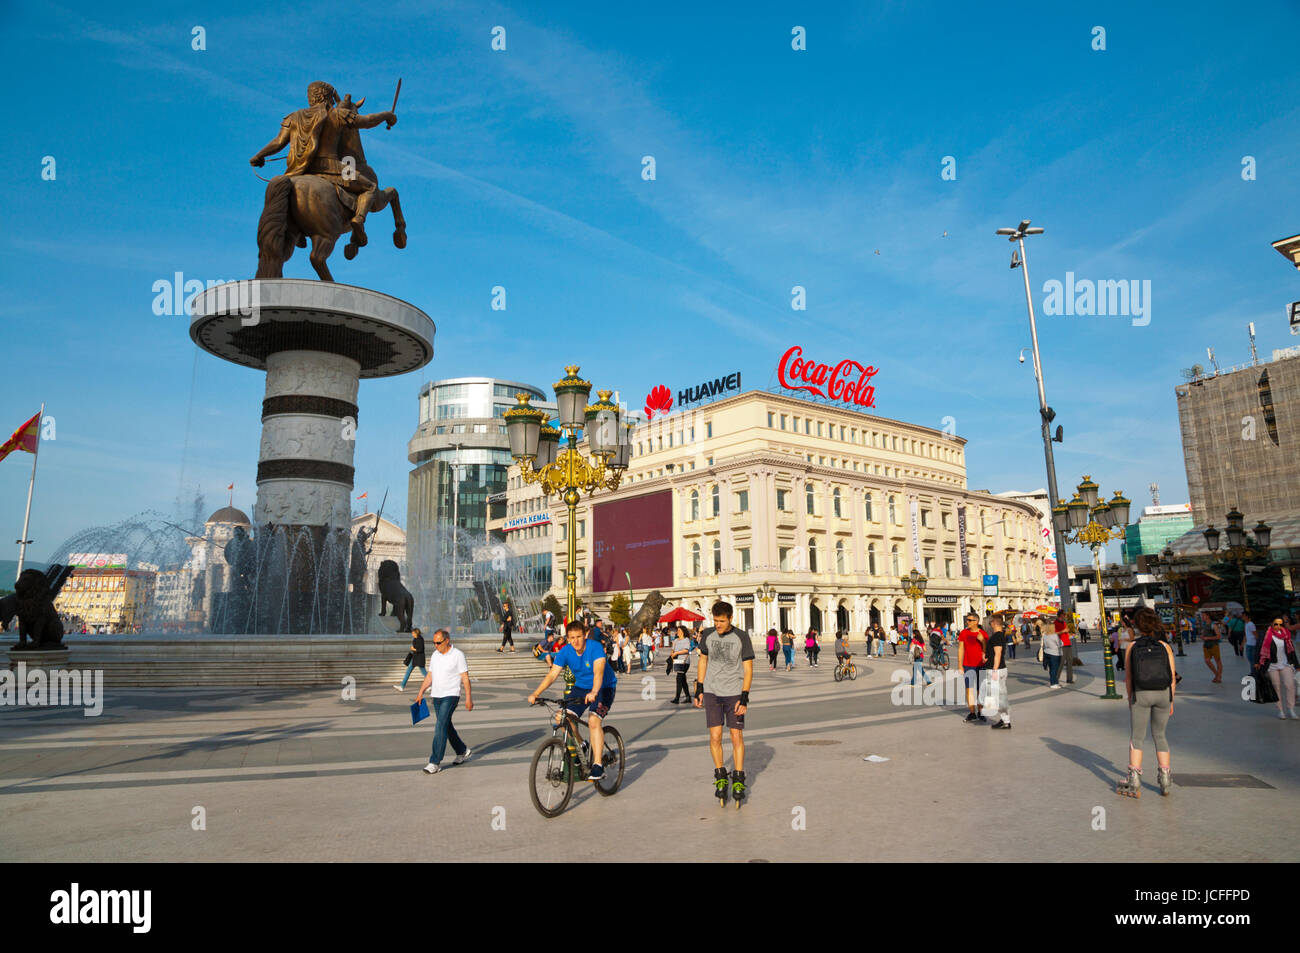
[609,592,631,626]
[1207,560,1288,622]
[540,593,563,622]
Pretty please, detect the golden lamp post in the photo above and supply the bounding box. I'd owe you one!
[901,568,927,636]
[503,367,631,623]
[1052,475,1131,700]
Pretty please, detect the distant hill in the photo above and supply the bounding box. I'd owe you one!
[0,559,47,588]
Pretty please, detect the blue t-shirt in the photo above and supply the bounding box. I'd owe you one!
[553,639,617,691]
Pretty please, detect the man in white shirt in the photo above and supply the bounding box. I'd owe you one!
[1244,612,1259,668]
[415,628,474,774]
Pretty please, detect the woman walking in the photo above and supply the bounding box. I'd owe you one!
[765,628,780,670]
[394,627,428,693]
[781,629,795,671]
[1116,608,1177,798]
[1043,621,1063,688]
[638,626,653,671]
[805,629,821,667]
[1255,616,1299,719]
[909,630,932,687]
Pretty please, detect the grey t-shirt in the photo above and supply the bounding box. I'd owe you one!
[699,626,755,697]
[672,636,691,670]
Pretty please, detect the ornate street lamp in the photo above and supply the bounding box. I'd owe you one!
[1059,476,1131,700]
[757,582,777,635]
[901,568,928,635]
[1202,509,1272,613]
[1152,544,1191,657]
[504,366,628,623]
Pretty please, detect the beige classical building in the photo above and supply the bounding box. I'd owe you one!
[499,389,1049,634]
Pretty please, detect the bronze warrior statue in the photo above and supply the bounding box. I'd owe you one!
[251,80,407,281]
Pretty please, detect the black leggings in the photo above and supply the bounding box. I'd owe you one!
[767,649,778,666]
[674,668,692,701]
[501,631,514,648]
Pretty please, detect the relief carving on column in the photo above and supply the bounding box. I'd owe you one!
[265,351,361,403]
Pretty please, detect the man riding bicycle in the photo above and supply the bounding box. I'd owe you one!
[528,619,616,781]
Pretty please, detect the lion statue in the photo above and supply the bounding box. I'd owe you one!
[13,565,72,650]
[627,589,666,637]
[376,559,414,633]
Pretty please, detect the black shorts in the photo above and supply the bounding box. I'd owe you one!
[564,685,615,720]
[703,692,745,730]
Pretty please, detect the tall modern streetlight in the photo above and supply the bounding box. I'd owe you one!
[1053,476,1131,700]
[504,367,630,623]
[448,441,463,627]
[996,220,1075,630]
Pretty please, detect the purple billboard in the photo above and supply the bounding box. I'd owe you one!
[592,490,674,593]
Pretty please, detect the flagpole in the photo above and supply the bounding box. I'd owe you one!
[15,403,44,579]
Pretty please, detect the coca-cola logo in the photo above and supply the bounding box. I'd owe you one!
[776,345,879,408]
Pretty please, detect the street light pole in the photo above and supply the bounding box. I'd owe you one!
[449,442,462,627]
[996,222,1075,631]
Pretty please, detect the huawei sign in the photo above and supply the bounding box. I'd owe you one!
[644,385,672,419]
[777,345,879,408]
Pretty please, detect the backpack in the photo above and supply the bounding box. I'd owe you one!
[1131,636,1172,692]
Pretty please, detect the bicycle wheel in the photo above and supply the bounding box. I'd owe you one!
[595,726,625,796]
[848,663,858,680]
[834,665,844,682]
[529,737,574,818]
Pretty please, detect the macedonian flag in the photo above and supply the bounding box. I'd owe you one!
[0,412,41,464]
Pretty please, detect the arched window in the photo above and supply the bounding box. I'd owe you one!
[689,489,699,522]
[868,543,877,575]
[888,495,897,524]
[808,537,819,572]
[835,540,846,574]
[864,492,874,521]
[806,482,816,515]
[710,484,720,517]
[691,543,701,577]
[890,545,900,577]
[712,539,722,574]
[832,487,842,518]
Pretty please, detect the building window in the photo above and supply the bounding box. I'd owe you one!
[891,545,900,577]
[805,419,811,435]
[808,537,819,572]
[689,489,699,521]
[817,421,823,437]
[705,421,713,438]
[924,557,933,577]
[864,493,873,521]
[945,558,954,578]
[832,488,842,518]
[776,488,788,511]
[779,547,791,571]
[921,509,931,528]
[768,412,775,427]
[711,485,720,517]
[980,511,988,534]
[738,547,751,572]
[691,543,701,577]
[942,510,951,530]
[578,520,586,538]
[868,544,877,575]
[806,483,816,515]
[982,552,990,576]
[888,495,897,524]
[712,539,722,574]
[736,490,749,512]
[835,540,846,574]
[780,414,788,431]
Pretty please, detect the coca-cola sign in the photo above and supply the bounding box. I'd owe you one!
[777,345,879,408]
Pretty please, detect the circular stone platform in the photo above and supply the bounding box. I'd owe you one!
[189,278,435,378]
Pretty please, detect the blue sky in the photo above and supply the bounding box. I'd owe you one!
[4,0,1300,570]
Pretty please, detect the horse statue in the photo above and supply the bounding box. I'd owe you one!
[251,83,407,282]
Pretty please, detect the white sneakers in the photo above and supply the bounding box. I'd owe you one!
[423,763,441,774]
[453,748,472,765]
[393,685,404,693]
[1289,710,1299,720]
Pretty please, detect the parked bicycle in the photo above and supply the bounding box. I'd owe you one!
[528,696,625,818]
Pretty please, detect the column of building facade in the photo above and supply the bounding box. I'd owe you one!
[820,478,834,574]
[850,485,866,574]
[749,465,766,577]
[793,474,807,568]
[719,475,733,573]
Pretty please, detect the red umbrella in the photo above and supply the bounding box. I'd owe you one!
[659,606,705,624]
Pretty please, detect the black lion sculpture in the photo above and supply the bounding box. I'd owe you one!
[627,590,666,638]
[377,559,413,633]
[13,565,73,650]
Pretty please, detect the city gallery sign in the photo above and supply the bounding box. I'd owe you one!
[777,346,879,408]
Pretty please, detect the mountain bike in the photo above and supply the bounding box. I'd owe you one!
[833,655,858,681]
[931,645,950,670]
[529,696,625,818]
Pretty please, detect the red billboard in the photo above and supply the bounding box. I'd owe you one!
[592,490,674,593]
